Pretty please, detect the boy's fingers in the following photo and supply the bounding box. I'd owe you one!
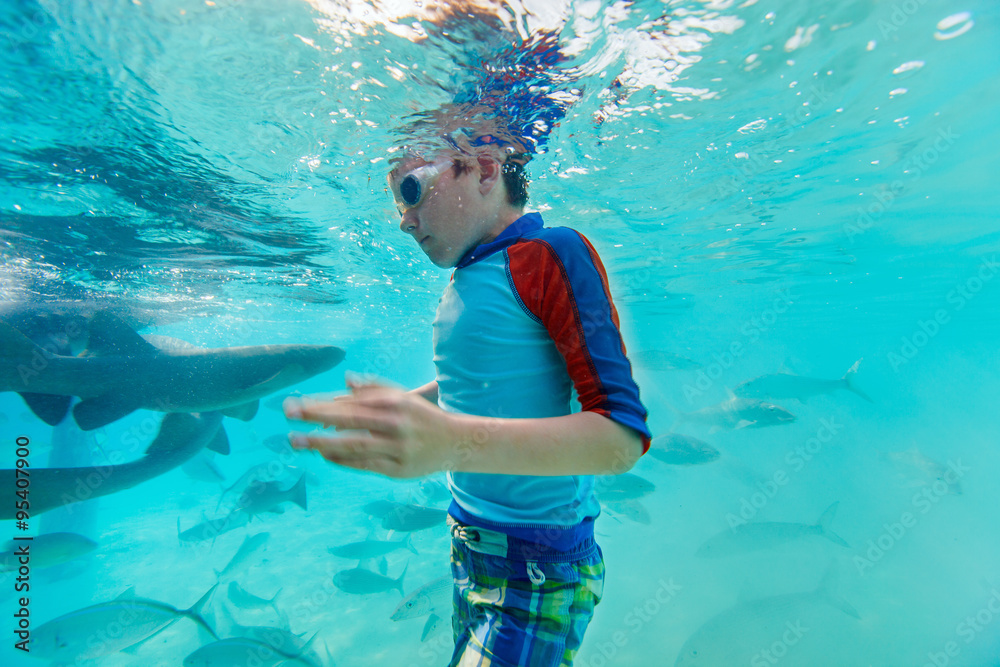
[290,433,398,469]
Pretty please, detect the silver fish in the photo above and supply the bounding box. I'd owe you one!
[334,565,407,595]
[674,572,859,666]
[328,535,418,560]
[596,473,656,502]
[391,575,452,621]
[262,433,295,454]
[648,434,720,465]
[178,511,250,543]
[217,462,298,512]
[32,585,217,660]
[184,636,316,667]
[215,532,270,582]
[237,474,307,516]
[734,359,872,403]
[226,581,281,613]
[603,499,652,525]
[381,505,448,532]
[676,397,796,430]
[696,502,850,558]
[0,532,97,572]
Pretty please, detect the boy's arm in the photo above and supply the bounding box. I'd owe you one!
[408,380,439,403]
[285,384,642,478]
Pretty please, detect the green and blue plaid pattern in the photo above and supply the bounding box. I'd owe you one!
[448,532,605,667]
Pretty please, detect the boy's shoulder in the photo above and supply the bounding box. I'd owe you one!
[516,224,596,258]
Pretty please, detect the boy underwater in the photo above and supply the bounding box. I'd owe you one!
[285,143,651,666]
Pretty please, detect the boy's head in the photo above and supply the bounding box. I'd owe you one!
[387,147,529,268]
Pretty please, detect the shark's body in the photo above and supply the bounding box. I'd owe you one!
[0,310,344,429]
[0,411,226,520]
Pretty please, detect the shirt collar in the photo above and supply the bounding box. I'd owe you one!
[455,212,544,269]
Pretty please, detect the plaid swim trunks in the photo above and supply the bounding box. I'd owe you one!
[447,516,605,667]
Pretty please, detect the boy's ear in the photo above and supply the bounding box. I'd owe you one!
[476,155,502,193]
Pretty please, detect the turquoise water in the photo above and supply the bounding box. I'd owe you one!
[1,0,998,665]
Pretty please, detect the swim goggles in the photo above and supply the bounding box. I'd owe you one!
[391,159,452,211]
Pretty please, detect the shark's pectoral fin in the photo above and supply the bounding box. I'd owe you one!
[222,400,259,422]
[73,395,142,431]
[207,426,230,455]
[83,311,161,357]
[734,419,756,429]
[19,393,73,426]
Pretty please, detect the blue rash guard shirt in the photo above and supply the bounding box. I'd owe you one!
[434,212,651,550]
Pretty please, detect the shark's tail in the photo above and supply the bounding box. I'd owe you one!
[842,359,873,402]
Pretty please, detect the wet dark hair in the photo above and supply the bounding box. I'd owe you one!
[452,157,529,209]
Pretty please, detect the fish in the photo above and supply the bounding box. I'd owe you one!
[632,350,702,371]
[595,473,656,501]
[390,575,452,621]
[214,605,325,667]
[184,637,318,667]
[328,535,419,560]
[602,499,652,525]
[333,564,407,595]
[0,532,97,572]
[0,310,345,429]
[674,396,796,430]
[226,581,282,614]
[673,572,859,666]
[734,359,872,403]
[381,504,448,532]
[236,474,307,516]
[0,411,226,520]
[364,499,404,519]
[178,511,250,543]
[182,451,227,483]
[215,532,270,582]
[32,585,218,660]
[391,574,453,640]
[881,447,963,495]
[217,462,299,512]
[695,502,850,558]
[262,433,294,454]
[647,434,720,465]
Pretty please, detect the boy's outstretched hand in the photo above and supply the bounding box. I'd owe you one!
[284,378,456,479]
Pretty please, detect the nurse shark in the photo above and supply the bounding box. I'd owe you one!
[0,310,345,430]
[0,411,226,520]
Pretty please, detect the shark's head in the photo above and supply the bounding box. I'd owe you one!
[258,345,346,387]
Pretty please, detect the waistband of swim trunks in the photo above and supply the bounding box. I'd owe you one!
[448,514,599,563]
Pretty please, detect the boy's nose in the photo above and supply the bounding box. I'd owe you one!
[399,210,419,234]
